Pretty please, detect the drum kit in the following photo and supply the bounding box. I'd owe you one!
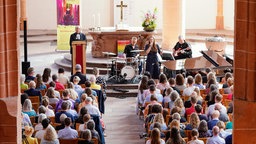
[102,50,146,84]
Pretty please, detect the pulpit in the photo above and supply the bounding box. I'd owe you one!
[72,41,87,74]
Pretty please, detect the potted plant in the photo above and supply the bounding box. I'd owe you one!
[142,8,157,32]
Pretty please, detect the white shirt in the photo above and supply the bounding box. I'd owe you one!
[35,123,43,131]
[45,108,55,117]
[35,129,46,139]
[58,127,78,139]
[85,104,101,116]
[206,135,225,144]
[146,139,165,144]
[58,73,69,85]
[188,139,204,144]
[207,103,227,118]
[183,86,195,96]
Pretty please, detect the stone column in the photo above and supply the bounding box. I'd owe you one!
[233,0,256,143]
[216,0,224,29]
[162,0,185,50]
[0,0,21,143]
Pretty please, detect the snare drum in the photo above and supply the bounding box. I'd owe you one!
[121,66,135,80]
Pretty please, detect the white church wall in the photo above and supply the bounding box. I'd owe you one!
[223,0,234,30]
[185,0,217,29]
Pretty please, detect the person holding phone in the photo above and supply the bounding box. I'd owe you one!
[144,36,161,80]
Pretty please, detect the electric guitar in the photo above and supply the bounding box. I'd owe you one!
[173,47,190,57]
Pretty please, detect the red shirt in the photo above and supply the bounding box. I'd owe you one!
[186,105,195,116]
[55,81,65,91]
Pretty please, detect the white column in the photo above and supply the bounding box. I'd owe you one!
[162,0,185,50]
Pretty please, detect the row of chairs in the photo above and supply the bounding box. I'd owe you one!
[36,138,98,144]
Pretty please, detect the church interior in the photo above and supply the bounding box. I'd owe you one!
[0,0,256,143]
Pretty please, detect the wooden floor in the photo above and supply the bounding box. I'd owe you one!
[103,97,145,144]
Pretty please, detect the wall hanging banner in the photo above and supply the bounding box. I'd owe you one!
[56,0,80,50]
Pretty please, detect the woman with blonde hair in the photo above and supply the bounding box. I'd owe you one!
[193,73,204,89]
[150,113,167,130]
[22,126,38,144]
[146,128,165,144]
[77,93,88,113]
[22,99,37,117]
[174,98,185,117]
[185,112,200,130]
[45,87,59,104]
[41,125,59,144]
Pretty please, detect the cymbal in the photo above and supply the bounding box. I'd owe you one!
[102,52,116,56]
[130,49,144,53]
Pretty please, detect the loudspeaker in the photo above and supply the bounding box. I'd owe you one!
[22,61,30,76]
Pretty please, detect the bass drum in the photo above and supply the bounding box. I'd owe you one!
[121,66,135,80]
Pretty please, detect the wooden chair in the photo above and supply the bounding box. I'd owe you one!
[29,96,40,104]
[59,138,78,144]
[76,123,80,131]
[37,138,41,144]
[185,130,192,141]
[200,89,206,95]
[198,137,209,143]
[228,113,233,121]
[49,103,57,110]
[165,115,171,125]
[52,123,62,129]
[48,116,55,124]
[91,138,99,144]
[181,96,190,102]
[58,90,64,98]
[40,89,46,96]
[219,88,224,94]
[186,114,191,123]
[29,116,36,124]
[164,102,169,108]
[32,103,39,113]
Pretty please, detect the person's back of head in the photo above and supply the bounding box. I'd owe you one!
[172,112,181,121]
[150,128,160,144]
[21,74,26,83]
[21,93,29,106]
[198,120,208,132]
[80,107,88,116]
[90,75,96,83]
[92,67,99,76]
[170,91,179,102]
[85,81,91,87]
[86,97,93,104]
[205,68,212,74]
[49,81,56,88]
[149,85,156,92]
[216,121,225,130]
[80,129,92,140]
[147,79,155,87]
[64,117,71,127]
[212,110,220,119]
[38,113,47,124]
[151,104,162,114]
[168,78,176,85]
[195,104,202,114]
[42,118,50,129]
[191,128,199,139]
[60,114,67,124]
[27,67,34,76]
[58,68,65,74]
[61,101,69,110]
[62,89,69,98]
[38,105,46,114]
[212,126,220,136]
[73,76,81,83]
[29,81,36,88]
[187,76,194,85]
[83,114,91,123]
[144,71,151,79]
[75,64,82,72]
[175,74,184,85]
[215,94,223,103]
[194,73,202,85]
[190,96,197,105]
[52,74,58,82]
[86,120,95,130]
[225,72,232,81]
[150,94,157,102]
[80,93,88,102]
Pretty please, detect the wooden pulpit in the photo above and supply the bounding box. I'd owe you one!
[72,41,87,74]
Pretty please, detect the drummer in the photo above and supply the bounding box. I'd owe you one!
[123,37,142,74]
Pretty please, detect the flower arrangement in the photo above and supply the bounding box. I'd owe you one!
[142,8,157,31]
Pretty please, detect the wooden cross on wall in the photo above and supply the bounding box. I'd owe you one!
[116,1,127,22]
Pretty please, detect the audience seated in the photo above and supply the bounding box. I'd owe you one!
[35,113,47,131]
[58,68,69,85]
[52,74,65,91]
[42,68,52,84]
[215,104,229,122]
[185,96,198,116]
[35,118,51,139]
[21,93,29,106]
[48,81,60,99]
[22,126,38,144]
[77,93,88,113]
[207,94,227,119]
[35,74,47,90]
[156,73,170,91]
[45,87,59,104]
[70,64,88,85]
[216,121,232,139]
[195,104,208,122]
[222,72,232,88]
[24,81,42,100]
[175,74,186,91]
[207,110,220,130]
[168,78,181,95]
[185,112,200,130]
[165,126,186,144]
[187,129,204,144]
[87,120,101,142]
[21,74,28,90]
[225,134,232,144]
[174,98,186,117]
[79,129,94,144]
[41,98,55,117]
[25,67,36,83]
[85,81,97,96]
[144,95,162,117]
[193,73,205,89]
[206,126,225,144]
[66,81,79,101]
[90,75,101,90]
[168,90,179,109]
[55,114,67,131]
[144,85,163,106]
[149,113,167,130]
[73,76,84,98]
[55,90,75,113]
[41,125,59,144]
[58,117,78,139]
[21,112,32,128]
[162,87,173,105]
[22,99,37,117]
[137,76,148,114]
[146,128,165,144]
[79,114,91,131]
[85,97,101,116]
[55,101,75,123]
[183,76,195,96]
[224,77,233,94]
[198,120,212,138]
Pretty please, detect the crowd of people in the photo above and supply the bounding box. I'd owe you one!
[137,68,233,144]
[21,64,106,144]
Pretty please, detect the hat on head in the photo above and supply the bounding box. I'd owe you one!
[75,64,82,70]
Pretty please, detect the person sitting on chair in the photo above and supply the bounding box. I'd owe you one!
[123,37,142,74]
[173,35,192,60]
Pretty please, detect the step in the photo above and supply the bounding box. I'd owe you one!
[186,35,233,45]
[186,29,234,38]
[106,89,138,97]
[106,83,139,89]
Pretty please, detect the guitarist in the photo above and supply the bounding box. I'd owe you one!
[173,35,192,60]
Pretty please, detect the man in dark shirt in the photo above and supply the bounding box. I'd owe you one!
[173,35,192,60]
[69,26,87,54]
[70,64,87,85]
